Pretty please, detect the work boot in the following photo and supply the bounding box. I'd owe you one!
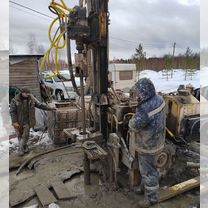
[24,144,29,153]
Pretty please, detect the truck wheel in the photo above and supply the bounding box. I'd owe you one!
[56,90,64,101]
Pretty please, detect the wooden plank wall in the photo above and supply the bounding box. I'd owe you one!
[9,57,42,101]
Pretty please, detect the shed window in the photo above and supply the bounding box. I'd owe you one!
[119,71,133,80]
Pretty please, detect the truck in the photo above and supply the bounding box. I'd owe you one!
[41,70,81,101]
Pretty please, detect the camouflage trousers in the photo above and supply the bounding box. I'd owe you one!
[138,154,159,205]
[15,124,30,147]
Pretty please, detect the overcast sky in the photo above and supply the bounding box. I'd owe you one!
[201,0,208,49]
[0,0,9,50]
[8,0,200,59]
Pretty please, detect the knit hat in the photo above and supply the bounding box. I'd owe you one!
[21,87,31,94]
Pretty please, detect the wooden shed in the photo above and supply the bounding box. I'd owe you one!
[9,55,43,100]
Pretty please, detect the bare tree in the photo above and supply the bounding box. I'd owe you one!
[37,44,45,54]
[27,34,47,56]
[183,47,195,80]
[27,33,38,54]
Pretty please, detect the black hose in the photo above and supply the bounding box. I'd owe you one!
[66,34,80,96]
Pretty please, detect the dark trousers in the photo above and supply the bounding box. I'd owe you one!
[138,154,159,205]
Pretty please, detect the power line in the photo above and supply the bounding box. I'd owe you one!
[110,37,172,49]
[110,36,173,48]
[110,36,172,45]
[9,1,54,19]
[10,5,51,22]
[9,1,176,50]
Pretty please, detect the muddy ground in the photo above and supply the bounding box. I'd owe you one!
[9,133,199,208]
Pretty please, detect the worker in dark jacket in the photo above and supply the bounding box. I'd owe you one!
[10,87,56,156]
[129,78,166,207]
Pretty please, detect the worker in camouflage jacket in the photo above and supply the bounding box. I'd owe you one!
[10,87,56,156]
[129,78,166,208]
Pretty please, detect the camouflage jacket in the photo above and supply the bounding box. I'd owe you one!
[10,93,52,128]
[129,78,166,155]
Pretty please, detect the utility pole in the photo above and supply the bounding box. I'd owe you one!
[171,42,176,78]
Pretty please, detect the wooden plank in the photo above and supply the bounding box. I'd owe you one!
[10,72,38,75]
[10,69,38,72]
[10,75,39,79]
[129,133,141,188]
[52,180,72,200]
[159,176,200,202]
[10,67,36,70]
[34,184,57,207]
[187,162,200,168]
[10,81,38,84]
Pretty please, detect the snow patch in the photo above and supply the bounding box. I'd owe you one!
[23,205,38,208]
[139,69,200,93]
[33,131,52,147]
[9,130,53,153]
[48,203,60,208]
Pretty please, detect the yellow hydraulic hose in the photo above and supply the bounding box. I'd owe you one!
[40,0,74,77]
[165,127,180,142]
[165,127,174,138]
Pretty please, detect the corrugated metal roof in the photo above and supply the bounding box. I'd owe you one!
[9,55,44,65]
[9,54,44,58]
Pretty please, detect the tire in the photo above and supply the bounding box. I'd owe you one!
[56,90,64,101]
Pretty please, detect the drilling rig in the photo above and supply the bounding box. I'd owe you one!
[44,0,200,189]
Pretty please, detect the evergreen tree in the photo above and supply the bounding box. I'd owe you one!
[163,54,173,81]
[133,44,146,80]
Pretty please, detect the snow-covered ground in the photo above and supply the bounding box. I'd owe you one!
[0,68,202,153]
[9,129,53,153]
[139,69,200,93]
